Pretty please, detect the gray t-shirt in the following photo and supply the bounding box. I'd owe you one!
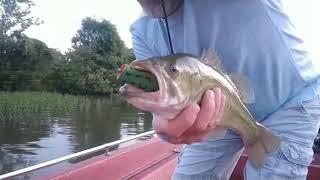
[130,0,320,120]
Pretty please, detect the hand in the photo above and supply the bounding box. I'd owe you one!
[153,88,226,144]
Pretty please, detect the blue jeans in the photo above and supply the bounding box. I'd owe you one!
[172,81,320,180]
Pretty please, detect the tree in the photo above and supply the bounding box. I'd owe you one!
[0,0,46,91]
[43,58,80,94]
[44,17,135,95]
[0,0,41,36]
[0,14,135,95]
[0,35,55,91]
[71,17,125,58]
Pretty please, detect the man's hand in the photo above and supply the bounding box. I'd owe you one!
[153,88,226,144]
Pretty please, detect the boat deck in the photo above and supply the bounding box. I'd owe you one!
[33,137,320,180]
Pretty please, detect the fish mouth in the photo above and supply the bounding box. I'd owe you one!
[119,60,164,111]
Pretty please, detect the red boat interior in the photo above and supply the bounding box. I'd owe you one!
[33,137,320,180]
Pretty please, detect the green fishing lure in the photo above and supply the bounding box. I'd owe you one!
[116,64,159,92]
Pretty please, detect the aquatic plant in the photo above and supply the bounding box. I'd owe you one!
[0,92,90,120]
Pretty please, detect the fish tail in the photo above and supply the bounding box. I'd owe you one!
[246,125,281,167]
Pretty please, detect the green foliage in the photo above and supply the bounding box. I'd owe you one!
[0,1,135,95]
[0,91,90,119]
[42,59,79,94]
[43,17,135,95]
[0,34,56,91]
[72,17,125,57]
[0,0,42,35]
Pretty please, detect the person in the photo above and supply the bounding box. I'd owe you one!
[130,0,320,179]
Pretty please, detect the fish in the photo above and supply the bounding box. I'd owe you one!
[118,49,281,167]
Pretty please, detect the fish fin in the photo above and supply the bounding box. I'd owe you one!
[200,49,255,104]
[258,124,281,153]
[229,73,256,104]
[206,127,227,139]
[246,125,281,167]
[200,49,224,72]
[246,140,266,167]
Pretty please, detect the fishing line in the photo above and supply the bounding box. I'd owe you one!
[160,0,174,55]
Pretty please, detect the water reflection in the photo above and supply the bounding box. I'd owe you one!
[0,95,153,177]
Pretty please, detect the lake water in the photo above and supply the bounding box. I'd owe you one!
[0,95,153,178]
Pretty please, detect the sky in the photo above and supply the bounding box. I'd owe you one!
[24,0,143,52]
[24,0,320,59]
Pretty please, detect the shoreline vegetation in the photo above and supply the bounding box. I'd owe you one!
[0,91,86,119]
[1,1,135,119]
[0,91,126,120]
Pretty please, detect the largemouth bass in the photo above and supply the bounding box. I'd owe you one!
[118,50,281,167]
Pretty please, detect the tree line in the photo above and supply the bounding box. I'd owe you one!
[0,0,134,95]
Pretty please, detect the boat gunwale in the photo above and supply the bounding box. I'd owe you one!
[0,131,156,180]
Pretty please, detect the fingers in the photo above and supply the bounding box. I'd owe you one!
[167,89,226,144]
[153,88,226,145]
[208,88,225,128]
[190,90,216,133]
[216,92,226,124]
[184,88,225,135]
[153,104,200,138]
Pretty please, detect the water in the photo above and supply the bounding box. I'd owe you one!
[0,95,153,178]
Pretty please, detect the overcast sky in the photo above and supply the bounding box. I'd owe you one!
[24,0,142,52]
[25,0,320,59]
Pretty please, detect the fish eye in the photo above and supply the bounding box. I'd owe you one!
[170,65,178,74]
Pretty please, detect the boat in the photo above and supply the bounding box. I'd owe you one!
[0,130,319,180]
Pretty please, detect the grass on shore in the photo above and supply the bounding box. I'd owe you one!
[0,91,90,119]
